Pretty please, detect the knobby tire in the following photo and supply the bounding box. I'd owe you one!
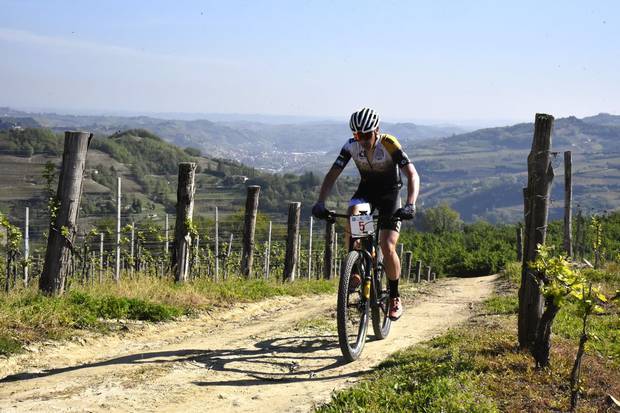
[337,250,369,362]
[371,262,392,339]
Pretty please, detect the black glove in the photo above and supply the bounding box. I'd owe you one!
[394,203,416,220]
[312,201,329,219]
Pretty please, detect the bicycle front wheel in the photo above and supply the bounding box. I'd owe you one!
[371,262,391,339]
[337,250,370,362]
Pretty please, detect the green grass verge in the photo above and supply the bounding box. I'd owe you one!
[317,333,499,413]
[482,295,518,315]
[316,263,619,412]
[0,276,336,357]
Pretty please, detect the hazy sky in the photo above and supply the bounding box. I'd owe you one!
[1,0,618,124]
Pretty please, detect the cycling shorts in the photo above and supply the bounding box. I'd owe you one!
[349,185,401,232]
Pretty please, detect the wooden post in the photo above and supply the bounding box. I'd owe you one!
[299,233,304,278]
[40,131,92,295]
[403,251,412,282]
[193,234,200,278]
[115,176,121,284]
[165,213,169,256]
[225,233,233,279]
[519,113,555,351]
[215,207,219,281]
[263,240,269,279]
[4,227,9,292]
[323,220,335,280]
[24,206,29,287]
[89,252,94,285]
[308,216,313,279]
[574,208,583,259]
[265,220,272,279]
[334,232,339,277]
[426,266,431,282]
[516,224,523,262]
[563,151,573,257]
[99,233,104,283]
[415,260,422,283]
[283,202,301,282]
[397,243,404,277]
[241,185,260,278]
[130,222,135,278]
[174,162,196,283]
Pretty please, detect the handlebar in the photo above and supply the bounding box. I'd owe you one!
[323,210,382,222]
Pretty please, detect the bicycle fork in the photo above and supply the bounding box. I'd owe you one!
[362,252,374,300]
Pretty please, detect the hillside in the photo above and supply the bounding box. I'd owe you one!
[307,114,620,222]
[2,109,619,224]
[414,115,620,221]
[1,108,464,172]
[0,128,355,246]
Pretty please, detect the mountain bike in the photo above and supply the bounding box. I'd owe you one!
[324,208,393,362]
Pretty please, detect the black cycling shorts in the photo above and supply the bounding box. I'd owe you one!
[349,185,401,232]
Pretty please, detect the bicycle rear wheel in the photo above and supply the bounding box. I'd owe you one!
[337,250,370,362]
[371,262,391,339]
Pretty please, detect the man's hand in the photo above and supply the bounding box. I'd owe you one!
[394,203,416,220]
[312,201,329,219]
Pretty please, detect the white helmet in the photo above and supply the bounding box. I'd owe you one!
[349,107,380,134]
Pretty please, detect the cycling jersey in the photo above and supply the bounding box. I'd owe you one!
[332,133,411,190]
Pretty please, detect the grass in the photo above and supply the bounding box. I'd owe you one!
[317,333,499,413]
[482,295,519,315]
[0,275,336,356]
[316,262,620,413]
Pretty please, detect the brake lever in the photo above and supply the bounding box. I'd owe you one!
[326,210,336,223]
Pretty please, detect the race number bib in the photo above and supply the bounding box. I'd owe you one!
[350,215,374,238]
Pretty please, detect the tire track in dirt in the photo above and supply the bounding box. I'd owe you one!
[0,275,500,412]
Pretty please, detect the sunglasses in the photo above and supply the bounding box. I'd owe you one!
[353,131,375,141]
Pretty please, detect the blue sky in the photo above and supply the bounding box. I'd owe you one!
[0,0,618,124]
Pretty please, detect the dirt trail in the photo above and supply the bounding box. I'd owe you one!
[1,275,500,412]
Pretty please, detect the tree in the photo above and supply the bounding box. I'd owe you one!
[184,147,201,157]
[419,203,463,234]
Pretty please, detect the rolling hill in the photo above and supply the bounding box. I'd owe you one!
[2,108,619,224]
[1,107,464,172]
[0,127,356,245]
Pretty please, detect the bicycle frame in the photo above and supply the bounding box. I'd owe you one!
[327,210,394,361]
[330,212,385,305]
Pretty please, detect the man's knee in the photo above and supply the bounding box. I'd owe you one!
[381,241,398,258]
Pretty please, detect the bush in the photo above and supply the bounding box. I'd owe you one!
[67,291,182,326]
[400,221,516,277]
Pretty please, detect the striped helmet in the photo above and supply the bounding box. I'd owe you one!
[349,107,380,134]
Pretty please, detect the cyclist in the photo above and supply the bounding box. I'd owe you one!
[312,107,420,321]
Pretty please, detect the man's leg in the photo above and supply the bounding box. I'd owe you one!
[380,229,400,282]
[380,228,404,320]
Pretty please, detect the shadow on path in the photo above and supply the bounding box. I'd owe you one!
[1,334,371,387]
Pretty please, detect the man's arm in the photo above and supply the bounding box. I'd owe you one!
[318,165,343,203]
[402,163,419,206]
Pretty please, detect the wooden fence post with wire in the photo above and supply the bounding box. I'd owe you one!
[415,260,422,283]
[324,219,335,280]
[518,113,555,352]
[516,224,523,262]
[40,131,92,295]
[563,151,573,257]
[241,185,260,278]
[174,162,197,283]
[283,202,300,282]
[403,251,412,282]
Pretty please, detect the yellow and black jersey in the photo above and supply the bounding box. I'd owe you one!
[332,133,411,190]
